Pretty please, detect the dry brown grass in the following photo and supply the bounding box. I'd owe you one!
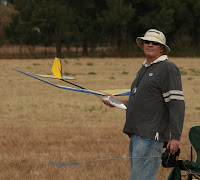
[1,57,200,180]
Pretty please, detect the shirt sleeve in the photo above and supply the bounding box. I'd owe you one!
[161,62,185,141]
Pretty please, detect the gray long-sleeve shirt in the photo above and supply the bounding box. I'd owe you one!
[123,55,185,142]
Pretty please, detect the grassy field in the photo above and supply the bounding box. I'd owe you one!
[1,57,200,180]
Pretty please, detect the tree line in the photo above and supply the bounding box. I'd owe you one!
[3,0,200,57]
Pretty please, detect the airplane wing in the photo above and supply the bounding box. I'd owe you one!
[13,68,130,109]
[36,74,75,80]
[101,89,130,96]
[13,57,130,110]
[13,69,109,96]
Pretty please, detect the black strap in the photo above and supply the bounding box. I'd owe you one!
[135,66,148,87]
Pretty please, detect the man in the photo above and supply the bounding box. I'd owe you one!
[103,29,185,180]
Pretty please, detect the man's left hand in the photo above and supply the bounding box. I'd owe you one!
[167,139,180,155]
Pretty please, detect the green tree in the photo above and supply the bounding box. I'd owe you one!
[98,0,135,54]
[5,0,200,57]
[31,0,72,57]
[5,0,40,47]
[6,0,73,57]
[0,4,18,44]
[192,0,200,46]
[71,0,102,56]
[157,0,197,49]
[7,0,102,57]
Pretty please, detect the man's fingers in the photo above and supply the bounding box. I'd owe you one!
[167,139,180,154]
[102,99,115,107]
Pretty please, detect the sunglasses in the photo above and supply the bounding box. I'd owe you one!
[144,40,160,46]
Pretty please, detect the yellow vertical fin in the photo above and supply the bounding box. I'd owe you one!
[51,57,62,79]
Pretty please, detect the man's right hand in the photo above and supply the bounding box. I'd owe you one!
[102,94,116,108]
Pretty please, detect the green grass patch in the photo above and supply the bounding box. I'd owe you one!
[122,71,129,75]
[187,77,193,80]
[180,70,187,75]
[64,60,68,64]
[75,62,82,65]
[193,88,199,93]
[109,76,115,80]
[87,62,94,66]
[32,63,40,66]
[88,72,96,75]
[86,105,96,112]
[189,68,200,76]
[64,72,76,76]
[64,72,71,75]
[85,105,107,112]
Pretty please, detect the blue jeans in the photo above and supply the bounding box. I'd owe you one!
[129,135,164,180]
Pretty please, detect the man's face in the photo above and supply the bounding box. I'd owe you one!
[143,40,164,59]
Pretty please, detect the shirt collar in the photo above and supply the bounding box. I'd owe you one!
[143,55,168,67]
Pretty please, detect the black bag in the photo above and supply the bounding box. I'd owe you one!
[161,147,180,168]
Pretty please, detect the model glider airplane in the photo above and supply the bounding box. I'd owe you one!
[13,57,130,110]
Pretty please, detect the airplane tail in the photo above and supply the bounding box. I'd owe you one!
[51,57,63,79]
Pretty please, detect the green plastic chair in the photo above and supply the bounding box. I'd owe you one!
[168,126,200,180]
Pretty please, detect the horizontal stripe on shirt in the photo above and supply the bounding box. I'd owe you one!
[163,90,184,102]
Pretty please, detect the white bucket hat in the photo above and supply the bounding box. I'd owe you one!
[136,29,171,54]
